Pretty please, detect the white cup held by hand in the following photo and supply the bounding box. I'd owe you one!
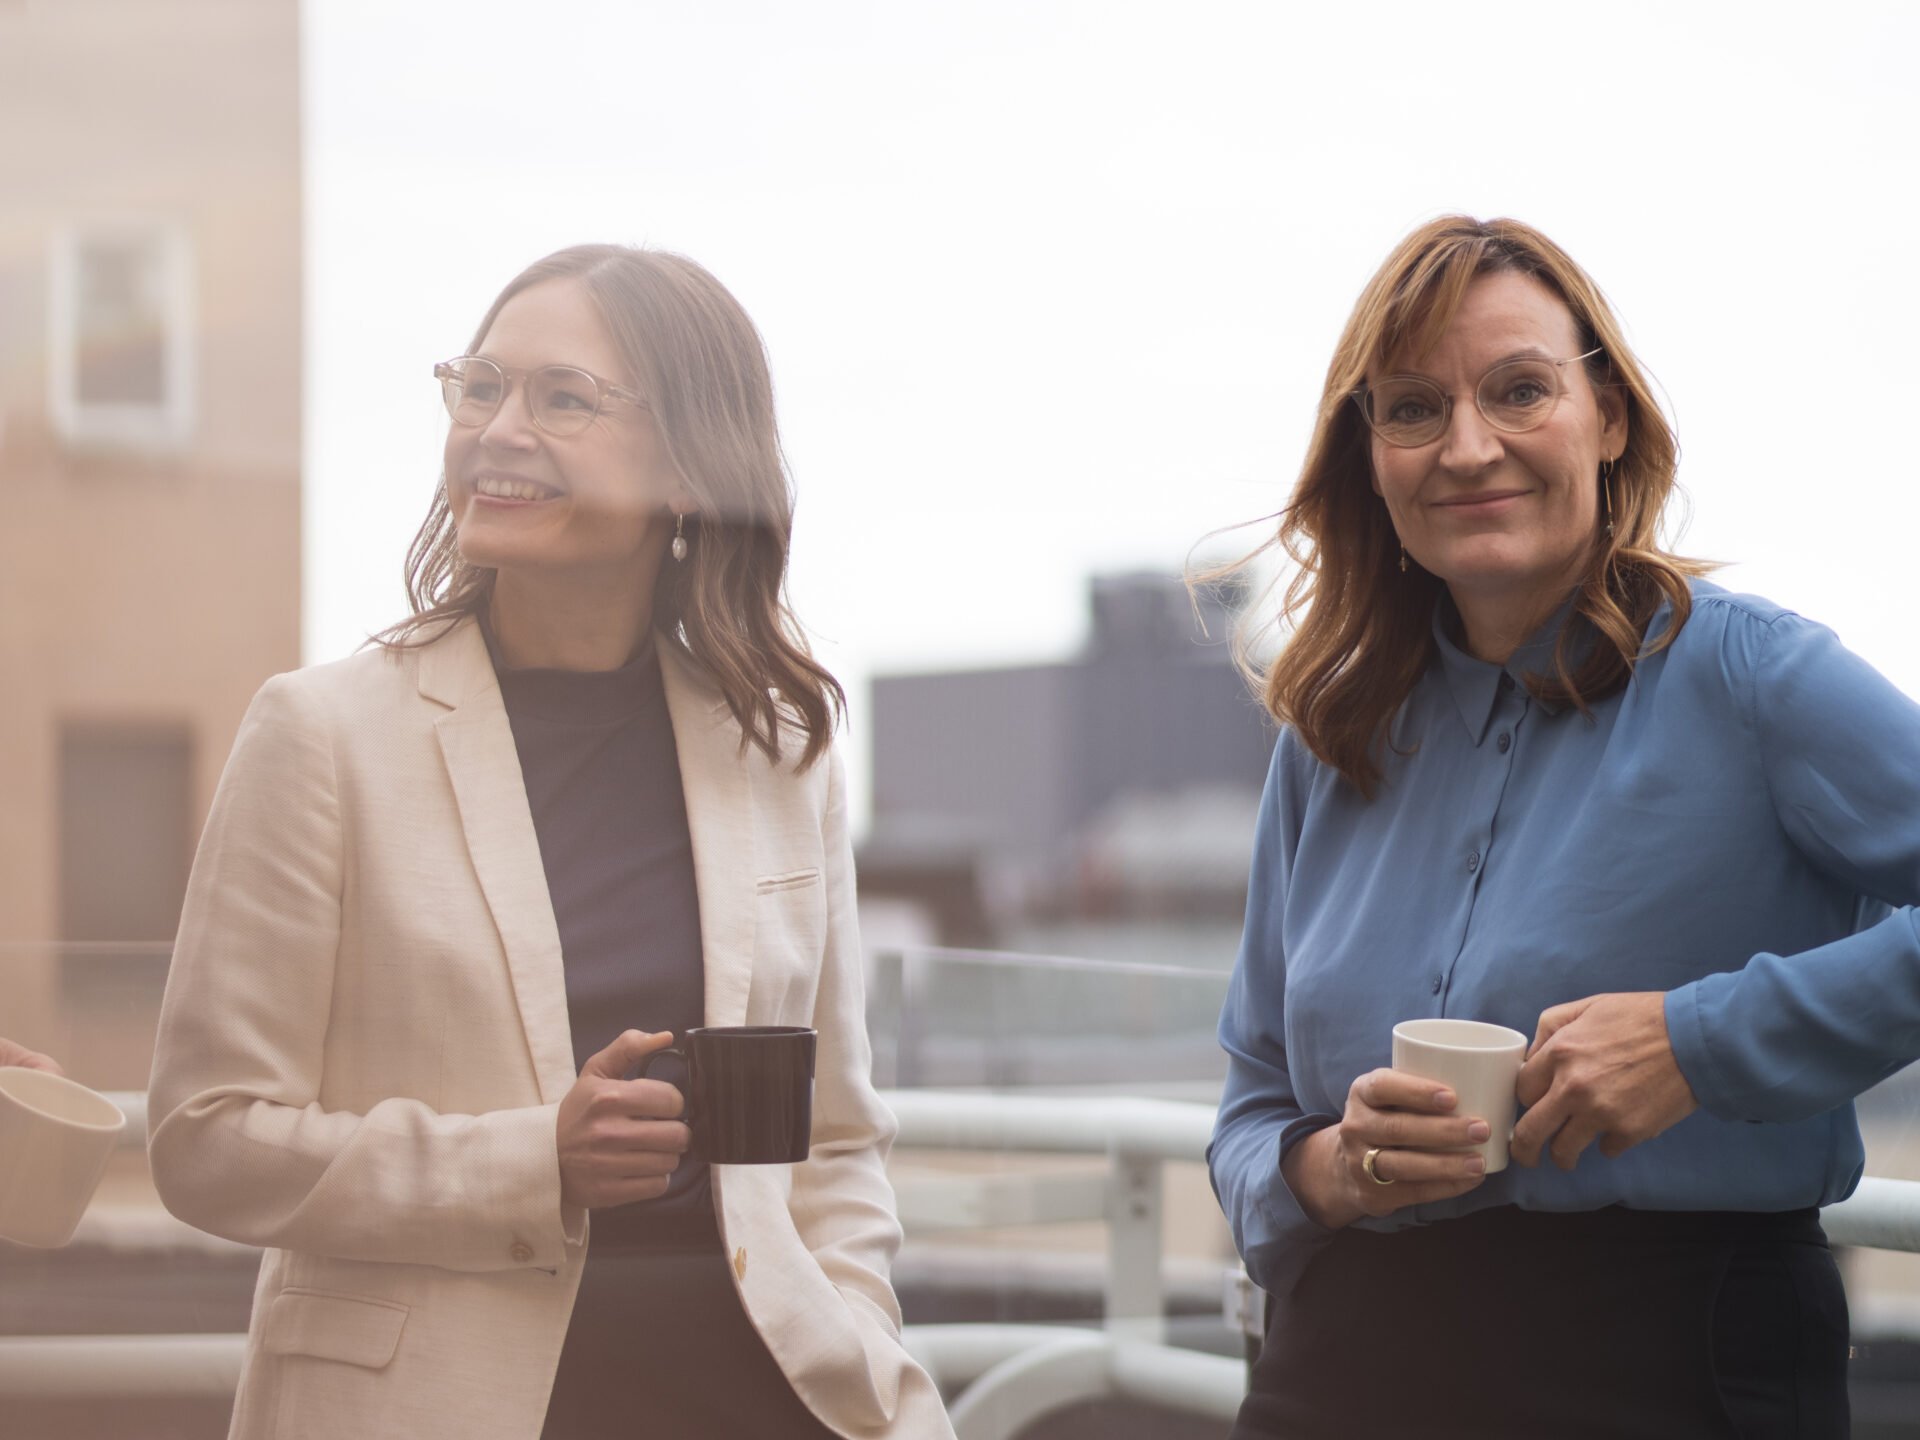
[1391,1019,1528,1173]
[0,1067,128,1248]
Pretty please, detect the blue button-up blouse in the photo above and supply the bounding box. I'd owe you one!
[1209,580,1920,1296]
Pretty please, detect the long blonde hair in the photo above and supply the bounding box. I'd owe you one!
[1226,216,1708,795]
[379,245,843,769]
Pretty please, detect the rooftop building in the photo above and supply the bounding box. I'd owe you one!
[860,572,1275,945]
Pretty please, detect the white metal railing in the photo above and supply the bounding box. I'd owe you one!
[0,1326,1249,1440]
[904,1325,1243,1437]
[1816,1175,1920,1252]
[10,1089,1920,1437]
[0,1333,243,1400]
[885,1089,1215,1343]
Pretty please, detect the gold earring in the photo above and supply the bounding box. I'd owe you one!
[671,511,688,563]
[1601,459,1615,539]
[1399,544,1409,574]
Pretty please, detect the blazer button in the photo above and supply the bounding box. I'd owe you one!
[510,1241,534,1264]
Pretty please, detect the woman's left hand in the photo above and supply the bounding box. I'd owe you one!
[1510,992,1699,1170]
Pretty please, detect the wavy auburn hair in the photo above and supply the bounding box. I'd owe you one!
[378,245,843,769]
[1224,216,1709,796]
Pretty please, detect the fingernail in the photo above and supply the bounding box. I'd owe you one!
[1434,1089,1456,1109]
[1467,1121,1491,1142]
[1466,1155,1485,1174]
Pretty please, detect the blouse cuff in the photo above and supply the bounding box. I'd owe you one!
[1246,1113,1340,1297]
[1664,981,1734,1120]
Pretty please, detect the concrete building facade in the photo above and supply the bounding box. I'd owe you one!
[0,0,302,1087]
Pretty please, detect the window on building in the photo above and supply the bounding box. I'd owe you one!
[48,224,195,450]
[58,721,193,949]
[56,724,194,1086]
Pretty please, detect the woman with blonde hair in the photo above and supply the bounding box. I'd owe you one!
[148,245,952,1438]
[1210,215,1920,1436]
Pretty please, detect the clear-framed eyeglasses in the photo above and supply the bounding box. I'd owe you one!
[433,355,648,438]
[1354,347,1604,448]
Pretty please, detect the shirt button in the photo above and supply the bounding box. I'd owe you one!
[1466,851,1481,874]
[1430,977,1443,994]
[1499,673,1515,691]
[509,1242,534,1264]
[1497,732,1511,753]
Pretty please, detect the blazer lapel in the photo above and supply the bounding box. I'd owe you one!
[660,644,757,1030]
[419,619,576,1106]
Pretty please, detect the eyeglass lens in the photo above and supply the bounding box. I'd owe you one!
[1366,358,1570,447]
[440,358,603,436]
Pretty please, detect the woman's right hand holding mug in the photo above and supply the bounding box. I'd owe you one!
[1281,1068,1491,1229]
[556,1030,691,1210]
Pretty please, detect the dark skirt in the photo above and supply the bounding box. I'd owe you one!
[540,1239,840,1440]
[1232,1205,1849,1440]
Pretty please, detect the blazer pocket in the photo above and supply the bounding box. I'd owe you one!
[262,1288,410,1370]
[756,867,822,895]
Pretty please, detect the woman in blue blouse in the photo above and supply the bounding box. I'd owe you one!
[1209,215,1917,1438]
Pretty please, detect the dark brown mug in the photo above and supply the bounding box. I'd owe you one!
[640,1026,816,1164]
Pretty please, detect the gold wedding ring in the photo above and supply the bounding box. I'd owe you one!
[1362,1146,1395,1186]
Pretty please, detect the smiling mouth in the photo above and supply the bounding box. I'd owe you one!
[472,472,561,502]
[1435,491,1527,509]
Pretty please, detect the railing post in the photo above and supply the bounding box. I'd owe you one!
[896,947,926,1088]
[1105,1149,1164,1342]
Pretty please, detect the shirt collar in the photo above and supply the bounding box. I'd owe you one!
[1430,590,1585,745]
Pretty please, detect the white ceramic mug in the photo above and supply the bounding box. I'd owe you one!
[1391,1018,1529,1173]
[0,1066,128,1248]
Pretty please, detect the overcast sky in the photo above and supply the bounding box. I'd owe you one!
[304,1,1920,830]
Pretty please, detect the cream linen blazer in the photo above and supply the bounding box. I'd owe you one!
[147,618,954,1440]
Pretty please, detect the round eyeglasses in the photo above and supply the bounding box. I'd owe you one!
[1355,347,1604,448]
[434,355,648,438]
